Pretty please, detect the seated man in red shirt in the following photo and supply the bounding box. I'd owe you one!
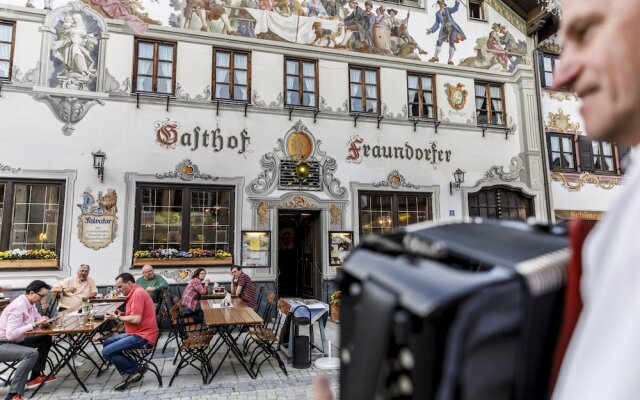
[231,265,257,310]
[103,273,159,391]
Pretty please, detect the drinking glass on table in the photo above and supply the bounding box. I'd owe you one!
[55,312,67,330]
[87,309,96,325]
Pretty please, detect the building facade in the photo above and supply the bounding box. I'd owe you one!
[0,0,548,299]
[535,34,628,224]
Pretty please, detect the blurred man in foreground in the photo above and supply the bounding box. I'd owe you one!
[552,0,640,398]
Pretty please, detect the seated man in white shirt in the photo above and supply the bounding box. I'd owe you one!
[51,264,98,312]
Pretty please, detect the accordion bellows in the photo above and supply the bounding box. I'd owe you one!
[340,219,569,400]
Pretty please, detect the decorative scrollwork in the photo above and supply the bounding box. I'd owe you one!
[545,109,581,133]
[34,94,104,135]
[476,156,524,185]
[320,97,348,114]
[11,63,40,85]
[161,269,193,283]
[156,159,218,181]
[0,164,21,173]
[551,172,620,191]
[175,83,211,102]
[247,120,346,199]
[320,154,348,199]
[543,90,577,102]
[104,69,130,94]
[382,103,406,119]
[247,152,279,196]
[251,90,284,109]
[373,170,420,189]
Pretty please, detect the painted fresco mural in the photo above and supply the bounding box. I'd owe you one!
[4,0,529,70]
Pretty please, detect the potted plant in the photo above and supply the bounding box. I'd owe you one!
[0,249,58,269]
[132,248,232,267]
[329,290,341,323]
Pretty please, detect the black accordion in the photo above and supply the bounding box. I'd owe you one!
[340,219,569,400]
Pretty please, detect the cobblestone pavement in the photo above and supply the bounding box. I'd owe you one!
[1,322,341,400]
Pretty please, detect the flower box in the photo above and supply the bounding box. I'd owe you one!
[0,259,59,269]
[132,257,232,267]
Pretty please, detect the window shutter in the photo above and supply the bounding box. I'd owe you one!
[578,135,595,171]
[618,144,631,174]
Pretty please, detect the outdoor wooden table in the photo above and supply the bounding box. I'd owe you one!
[200,298,262,382]
[201,292,226,300]
[26,302,123,397]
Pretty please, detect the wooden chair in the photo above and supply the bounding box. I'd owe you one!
[168,314,214,386]
[246,294,288,376]
[255,285,266,315]
[122,334,164,387]
[0,360,18,387]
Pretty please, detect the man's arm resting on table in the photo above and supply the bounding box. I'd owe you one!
[106,311,142,325]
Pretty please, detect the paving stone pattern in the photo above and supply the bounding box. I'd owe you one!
[0,322,341,400]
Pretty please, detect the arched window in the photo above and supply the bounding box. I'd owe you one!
[468,186,534,221]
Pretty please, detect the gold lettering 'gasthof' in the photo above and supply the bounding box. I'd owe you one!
[345,135,452,166]
[154,119,251,155]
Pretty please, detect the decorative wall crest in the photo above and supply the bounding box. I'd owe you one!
[551,172,620,191]
[175,83,211,102]
[33,94,104,135]
[320,97,349,114]
[257,202,269,225]
[545,109,581,133]
[104,69,131,94]
[372,170,420,189]
[251,90,284,109]
[445,83,468,110]
[330,204,341,226]
[0,164,21,173]
[284,196,317,209]
[476,155,524,185]
[247,120,347,199]
[156,159,218,181]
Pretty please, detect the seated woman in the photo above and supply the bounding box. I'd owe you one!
[180,268,209,324]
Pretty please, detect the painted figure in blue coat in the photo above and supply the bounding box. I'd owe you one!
[426,0,466,65]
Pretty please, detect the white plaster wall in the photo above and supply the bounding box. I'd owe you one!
[251,51,283,102]
[319,60,348,109]
[550,182,620,212]
[176,42,212,95]
[11,20,41,73]
[104,32,133,82]
[380,68,406,116]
